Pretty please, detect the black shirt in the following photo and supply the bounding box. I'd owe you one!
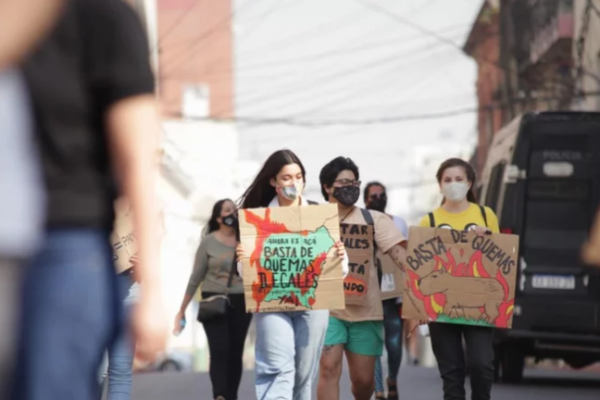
[22,0,154,228]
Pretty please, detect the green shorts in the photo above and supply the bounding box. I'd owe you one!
[324,316,384,356]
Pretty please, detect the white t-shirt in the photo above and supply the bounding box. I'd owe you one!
[236,197,349,277]
[0,69,44,258]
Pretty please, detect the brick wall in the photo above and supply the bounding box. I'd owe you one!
[156,0,234,118]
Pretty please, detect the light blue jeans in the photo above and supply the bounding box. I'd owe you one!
[255,310,329,400]
[100,274,136,400]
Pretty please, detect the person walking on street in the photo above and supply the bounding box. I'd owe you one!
[317,157,409,400]
[13,1,168,399]
[420,158,499,400]
[235,149,348,400]
[174,199,252,400]
[363,182,408,400]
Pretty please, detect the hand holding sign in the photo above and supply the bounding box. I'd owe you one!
[473,226,492,236]
[335,240,345,259]
[236,243,246,262]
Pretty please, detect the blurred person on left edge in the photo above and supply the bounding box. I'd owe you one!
[0,1,64,396]
[11,1,168,400]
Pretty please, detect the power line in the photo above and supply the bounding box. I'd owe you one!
[165,0,301,78]
[280,48,463,120]
[179,91,600,127]
[192,0,460,79]
[354,0,505,72]
[156,0,204,50]
[196,23,471,79]
[160,0,259,75]
[216,38,460,116]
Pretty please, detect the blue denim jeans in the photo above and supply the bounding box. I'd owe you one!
[374,299,403,394]
[255,310,329,400]
[12,229,120,400]
[101,274,135,400]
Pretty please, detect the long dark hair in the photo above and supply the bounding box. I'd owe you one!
[202,198,233,238]
[238,149,306,208]
[436,158,477,204]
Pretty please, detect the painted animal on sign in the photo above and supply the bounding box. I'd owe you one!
[418,268,504,323]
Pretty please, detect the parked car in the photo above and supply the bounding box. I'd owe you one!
[133,349,194,373]
[477,112,600,382]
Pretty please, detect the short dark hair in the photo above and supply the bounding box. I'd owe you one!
[319,156,360,200]
[363,181,386,202]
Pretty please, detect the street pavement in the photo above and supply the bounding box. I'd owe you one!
[132,365,600,400]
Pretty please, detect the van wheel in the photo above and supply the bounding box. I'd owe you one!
[159,360,181,372]
[500,345,525,383]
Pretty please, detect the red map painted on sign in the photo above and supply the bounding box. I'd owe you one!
[243,209,336,312]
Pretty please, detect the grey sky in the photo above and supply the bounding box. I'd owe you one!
[233,0,483,194]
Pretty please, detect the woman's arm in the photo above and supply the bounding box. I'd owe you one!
[178,239,210,314]
[385,242,408,273]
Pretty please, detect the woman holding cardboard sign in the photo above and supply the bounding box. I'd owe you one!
[419,158,499,400]
[174,198,251,400]
[235,149,348,400]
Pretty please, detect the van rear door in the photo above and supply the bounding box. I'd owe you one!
[516,114,600,332]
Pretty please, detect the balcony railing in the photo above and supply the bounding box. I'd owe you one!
[528,0,574,66]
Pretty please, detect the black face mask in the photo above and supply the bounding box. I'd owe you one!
[367,195,387,212]
[333,186,360,206]
[221,213,238,228]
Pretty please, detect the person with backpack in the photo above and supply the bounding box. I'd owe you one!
[174,198,251,400]
[317,157,409,400]
[419,158,499,400]
[235,149,348,400]
[363,181,408,400]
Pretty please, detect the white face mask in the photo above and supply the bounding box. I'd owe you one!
[441,181,470,202]
[278,181,304,201]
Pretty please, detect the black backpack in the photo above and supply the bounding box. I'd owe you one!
[358,208,383,285]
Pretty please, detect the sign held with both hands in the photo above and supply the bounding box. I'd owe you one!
[402,227,519,329]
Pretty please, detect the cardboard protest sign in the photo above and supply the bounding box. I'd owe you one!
[340,224,374,306]
[239,203,345,313]
[111,200,137,274]
[403,227,519,328]
[582,208,600,267]
[378,251,404,300]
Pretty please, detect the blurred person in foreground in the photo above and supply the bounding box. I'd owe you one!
[12,1,168,399]
[363,182,408,400]
[0,67,44,400]
[0,1,65,397]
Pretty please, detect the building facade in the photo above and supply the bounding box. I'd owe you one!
[462,0,504,174]
[463,0,588,175]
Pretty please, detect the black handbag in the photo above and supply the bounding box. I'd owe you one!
[196,258,236,323]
